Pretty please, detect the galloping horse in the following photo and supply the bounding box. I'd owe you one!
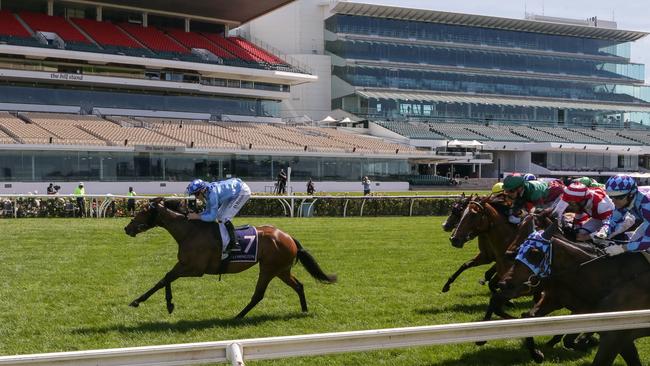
[498,229,650,366]
[441,194,498,293]
[123,198,337,318]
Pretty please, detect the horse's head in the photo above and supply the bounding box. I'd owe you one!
[124,197,164,237]
[498,243,546,299]
[449,198,490,248]
[442,194,469,232]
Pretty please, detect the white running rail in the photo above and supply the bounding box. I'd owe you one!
[0,310,648,366]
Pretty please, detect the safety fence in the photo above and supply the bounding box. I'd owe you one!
[0,310,648,366]
[0,194,462,218]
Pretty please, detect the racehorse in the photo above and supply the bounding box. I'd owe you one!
[123,198,337,318]
[441,194,498,293]
[498,227,650,366]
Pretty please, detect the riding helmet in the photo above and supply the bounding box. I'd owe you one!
[605,175,637,197]
[562,182,589,202]
[503,175,525,191]
[523,173,537,181]
[186,179,208,195]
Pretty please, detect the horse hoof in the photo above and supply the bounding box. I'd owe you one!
[129,301,140,308]
[441,284,450,293]
[167,303,175,314]
[532,350,544,364]
[475,340,487,346]
[478,279,486,286]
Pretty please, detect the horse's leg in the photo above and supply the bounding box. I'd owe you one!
[479,264,497,286]
[442,252,491,293]
[130,262,186,313]
[278,270,308,313]
[618,339,641,366]
[591,332,623,366]
[235,271,274,319]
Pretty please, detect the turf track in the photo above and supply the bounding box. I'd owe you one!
[0,217,646,365]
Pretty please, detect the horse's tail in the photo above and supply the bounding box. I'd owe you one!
[293,237,337,284]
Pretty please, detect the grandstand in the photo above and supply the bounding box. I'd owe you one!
[241,0,650,179]
[1,0,650,192]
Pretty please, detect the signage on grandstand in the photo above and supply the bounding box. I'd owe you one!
[50,73,84,81]
[134,145,186,153]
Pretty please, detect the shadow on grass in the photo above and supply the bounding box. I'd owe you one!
[72,312,313,335]
[416,302,501,316]
[420,342,591,366]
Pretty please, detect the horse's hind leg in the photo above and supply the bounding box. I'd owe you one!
[235,272,274,319]
[278,270,307,312]
[618,339,641,366]
[591,332,622,366]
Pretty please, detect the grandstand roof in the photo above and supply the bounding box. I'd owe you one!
[356,90,650,113]
[331,1,649,42]
[66,0,295,25]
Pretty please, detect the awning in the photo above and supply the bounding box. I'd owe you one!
[356,90,650,113]
[447,139,483,147]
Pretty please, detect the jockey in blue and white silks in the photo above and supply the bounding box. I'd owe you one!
[595,175,650,256]
[186,178,252,258]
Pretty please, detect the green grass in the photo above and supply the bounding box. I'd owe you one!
[0,217,646,365]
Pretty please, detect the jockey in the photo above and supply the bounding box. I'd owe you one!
[523,173,537,181]
[491,182,504,195]
[594,175,650,256]
[503,175,564,224]
[573,176,605,189]
[186,178,252,258]
[551,182,614,241]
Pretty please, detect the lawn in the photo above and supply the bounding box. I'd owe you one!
[0,217,646,365]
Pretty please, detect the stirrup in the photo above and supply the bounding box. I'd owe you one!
[221,251,230,260]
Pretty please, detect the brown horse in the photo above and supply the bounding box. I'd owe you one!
[123,198,337,318]
[441,194,498,293]
[498,229,650,366]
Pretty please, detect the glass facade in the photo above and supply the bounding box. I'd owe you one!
[0,84,280,117]
[0,150,410,182]
[326,14,650,127]
[533,151,638,171]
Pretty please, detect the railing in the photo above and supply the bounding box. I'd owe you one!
[0,310,647,366]
[0,194,460,218]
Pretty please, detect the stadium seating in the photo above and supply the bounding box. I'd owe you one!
[0,112,57,144]
[428,123,487,140]
[566,127,641,145]
[375,121,445,139]
[0,10,31,38]
[228,37,285,64]
[23,113,107,146]
[532,126,605,144]
[18,12,90,44]
[118,23,189,54]
[508,125,568,142]
[81,121,184,147]
[165,29,235,60]
[201,33,260,62]
[71,18,139,47]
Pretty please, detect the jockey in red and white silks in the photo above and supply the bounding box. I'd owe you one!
[552,182,614,241]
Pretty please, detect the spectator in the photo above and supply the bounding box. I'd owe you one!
[362,176,371,195]
[307,178,315,195]
[276,168,288,194]
[46,183,59,195]
[73,182,86,217]
[186,178,252,260]
[127,186,136,216]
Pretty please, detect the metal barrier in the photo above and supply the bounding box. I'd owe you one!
[0,310,647,366]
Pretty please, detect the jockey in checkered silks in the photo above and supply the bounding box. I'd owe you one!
[593,174,650,256]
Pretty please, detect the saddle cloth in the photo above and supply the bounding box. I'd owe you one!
[218,224,258,262]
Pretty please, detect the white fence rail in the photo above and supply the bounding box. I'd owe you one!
[0,310,648,366]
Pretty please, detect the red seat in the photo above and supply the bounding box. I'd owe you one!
[19,12,90,43]
[166,29,235,59]
[201,32,261,62]
[228,37,285,64]
[119,23,189,53]
[71,18,142,48]
[0,10,31,37]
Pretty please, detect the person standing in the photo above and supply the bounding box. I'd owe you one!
[307,178,315,195]
[73,182,86,217]
[127,187,137,217]
[276,168,288,194]
[46,183,58,195]
[362,176,371,196]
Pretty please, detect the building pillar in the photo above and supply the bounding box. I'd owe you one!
[478,164,482,178]
[47,0,54,16]
[433,163,437,176]
[224,24,230,36]
[185,18,190,32]
[96,6,102,21]
[142,12,148,27]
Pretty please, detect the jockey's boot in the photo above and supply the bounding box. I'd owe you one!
[224,220,240,254]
